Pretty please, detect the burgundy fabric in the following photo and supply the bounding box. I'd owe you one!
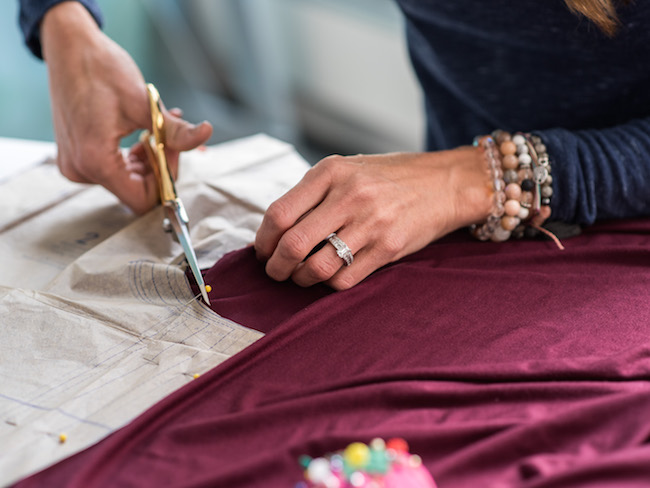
[17,220,650,488]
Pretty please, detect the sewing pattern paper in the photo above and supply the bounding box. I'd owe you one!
[0,135,309,486]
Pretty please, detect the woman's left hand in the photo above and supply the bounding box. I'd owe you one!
[254,147,492,290]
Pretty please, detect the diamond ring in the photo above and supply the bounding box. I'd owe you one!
[326,232,353,266]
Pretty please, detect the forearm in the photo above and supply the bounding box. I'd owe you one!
[537,117,650,225]
[19,0,103,59]
[40,1,103,70]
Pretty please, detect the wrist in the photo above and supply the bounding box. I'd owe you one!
[447,145,494,229]
[41,2,102,62]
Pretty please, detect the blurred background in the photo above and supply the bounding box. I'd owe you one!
[1,0,424,163]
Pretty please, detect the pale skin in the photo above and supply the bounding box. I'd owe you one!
[255,148,493,290]
[40,2,493,290]
[40,1,213,215]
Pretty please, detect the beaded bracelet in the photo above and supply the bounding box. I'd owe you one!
[470,135,506,241]
[528,134,553,208]
[504,132,537,238]
[471,130,558,245]
[518,133,554,238]
[496,131,528,241]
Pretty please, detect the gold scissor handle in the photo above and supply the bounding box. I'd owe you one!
[138,83,210,305]
[141,83,176,204]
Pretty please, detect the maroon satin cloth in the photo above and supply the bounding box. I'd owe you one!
[17,220,650,487]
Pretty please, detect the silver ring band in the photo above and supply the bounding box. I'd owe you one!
[326,232,353,266]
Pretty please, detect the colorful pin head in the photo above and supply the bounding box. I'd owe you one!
[299,438,437,488]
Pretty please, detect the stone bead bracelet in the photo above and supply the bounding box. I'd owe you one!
[471,130,554,243]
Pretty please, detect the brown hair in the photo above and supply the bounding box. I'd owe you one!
[564,0,631,36]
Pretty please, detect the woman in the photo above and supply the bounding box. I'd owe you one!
[255,0,650,289]
[20,0,650,289]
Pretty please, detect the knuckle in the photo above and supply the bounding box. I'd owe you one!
[57,153,86,183]
[94,160,115,183]
[345,170,383,206]
[130,199,154,216]
[57,161,78,181]
[80,146,112,183]
[372,205,396,229]
[304,256,339,282]
[265,199,294,230]
[349,176,374,202]
[278,229,312,261]
[320,154,345,165]
[253,237,271,261]
[329,273,356,291]
[317,154,347,176]
[379,231,405,256]
[265,260,288,282]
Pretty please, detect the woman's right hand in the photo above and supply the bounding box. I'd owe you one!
[40,2,213,214]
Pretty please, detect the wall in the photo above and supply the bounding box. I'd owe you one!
[0,0,425,161]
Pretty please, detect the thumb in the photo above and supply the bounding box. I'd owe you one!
[157,111,212,181]
[164,111,213,152]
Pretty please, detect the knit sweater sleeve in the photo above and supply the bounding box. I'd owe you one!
[537,118,650,225]
[18,0,103,59]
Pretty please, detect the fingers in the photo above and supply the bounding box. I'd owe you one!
[292,229,397,290]
[262,197,348,282]
[255,163,336,263]
[326,247,384,291]
[256,156,373,286]
[42,8,211,216]
[291,229,359,288]
[100,149,161,215]
[58,106,211,214]
[254,152,442,291]
[164,111,212,152]
[162,110,212,181]
[126,142,150,176]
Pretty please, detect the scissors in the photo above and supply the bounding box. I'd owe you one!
[140,83,211,305]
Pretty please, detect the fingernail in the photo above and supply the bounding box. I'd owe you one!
[193,121,209,132]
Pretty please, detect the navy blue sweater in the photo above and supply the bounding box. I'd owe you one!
[397,0,650,225]
[20,0,650,225]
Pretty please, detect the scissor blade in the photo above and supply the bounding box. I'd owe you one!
[178,224,211,305]
[165,205,211,306]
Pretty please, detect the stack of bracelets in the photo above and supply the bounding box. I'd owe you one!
[470,130,558,246]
